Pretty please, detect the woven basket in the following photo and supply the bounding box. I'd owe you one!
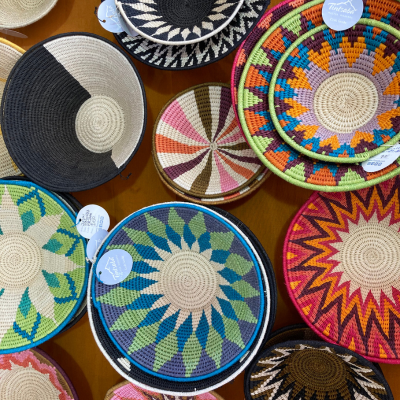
[104,380,225,400]
[117,0,244,46]
[89,202,276,395]
[0,39,24,178]
[237,1,400,191]
[0,0,57,29]
[231,0,313,135]
[284,175,400,363]
[261,324,320,351]
[269,23,400,163]
[0,180,88,353]
[244,340,393,400]
[1,176,89,334]
[233,0,400,116]
[153,83,264,199]
[0,32,146,192]
[0,348,78,399]
[114,0,270,70]
[156,163,271,205]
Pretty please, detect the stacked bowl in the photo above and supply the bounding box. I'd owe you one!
[232,0,400,191]
[89,202,277,396]
[152,83,271,204]
[113,0,272,70]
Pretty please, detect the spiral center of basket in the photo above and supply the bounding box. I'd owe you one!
[158,0,215,28]
[288,350,347,391]
[313,73,378,134]
[160,251,218,310]
[0,364,63,399]
[210,142,218,151]
[332,219,400,292]
[75,96,125,153]
[0,233,42,288]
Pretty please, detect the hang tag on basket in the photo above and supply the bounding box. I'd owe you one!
[76,205,110,239]
[97,0,138,36]
[96,249,133,285]
[322,0,363,31]
[362,143,400,172]
[86,228,109,261]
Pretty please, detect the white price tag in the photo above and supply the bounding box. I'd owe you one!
[76,205,110,239]
[362,143,400,172]
[96,249,132,285]
[322,0,363,31]
[97,0,138,36]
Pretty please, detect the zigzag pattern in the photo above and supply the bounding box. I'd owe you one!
[285,176,400,362]
[115,0,268,69]
[249,344,390,400]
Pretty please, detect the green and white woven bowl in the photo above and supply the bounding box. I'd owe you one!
[0,180,88,353]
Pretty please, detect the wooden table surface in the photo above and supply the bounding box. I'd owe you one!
[4,0,400,398]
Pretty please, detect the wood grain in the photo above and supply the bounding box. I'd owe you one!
[3,0,400,398]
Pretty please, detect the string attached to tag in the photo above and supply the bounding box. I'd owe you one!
[119,172,131,180]
[70,218,82,228]
[94,7,106,23]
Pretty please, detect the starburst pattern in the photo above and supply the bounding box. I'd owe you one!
[247,343,390,400]
[238,1,400,190]
[94,204,264,379]
[0,183,87,352]
[117,0,243,45]
[0,349,76,399]
[271,26,400,162]
[284,176,400,362]
[114,0,270,70]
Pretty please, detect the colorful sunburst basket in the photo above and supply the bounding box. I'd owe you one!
[0,180,88,353]
[234,0,400,190]
[89,203,276,395]
[284,176,400,363]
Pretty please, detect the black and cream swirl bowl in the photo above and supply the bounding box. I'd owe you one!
[0,33,147,192]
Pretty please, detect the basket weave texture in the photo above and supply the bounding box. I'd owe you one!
[104,380,225,400]
[237,1,400,191]
[284,175,400,363]
[156,164,271,205]
[0,180,88,353]
[0,0,58,29]
[88,203,275,395]
[245,341,393,400]
[117,0,244,45]
[269,24,400,162]
[114,0,270,70]
[0,348,78,399]
[93,203,265,380]
[1,33,146,192]
[153,83,264,198]
[0,39,24,178]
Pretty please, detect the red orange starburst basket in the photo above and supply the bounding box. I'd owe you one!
[284,176,400,363]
